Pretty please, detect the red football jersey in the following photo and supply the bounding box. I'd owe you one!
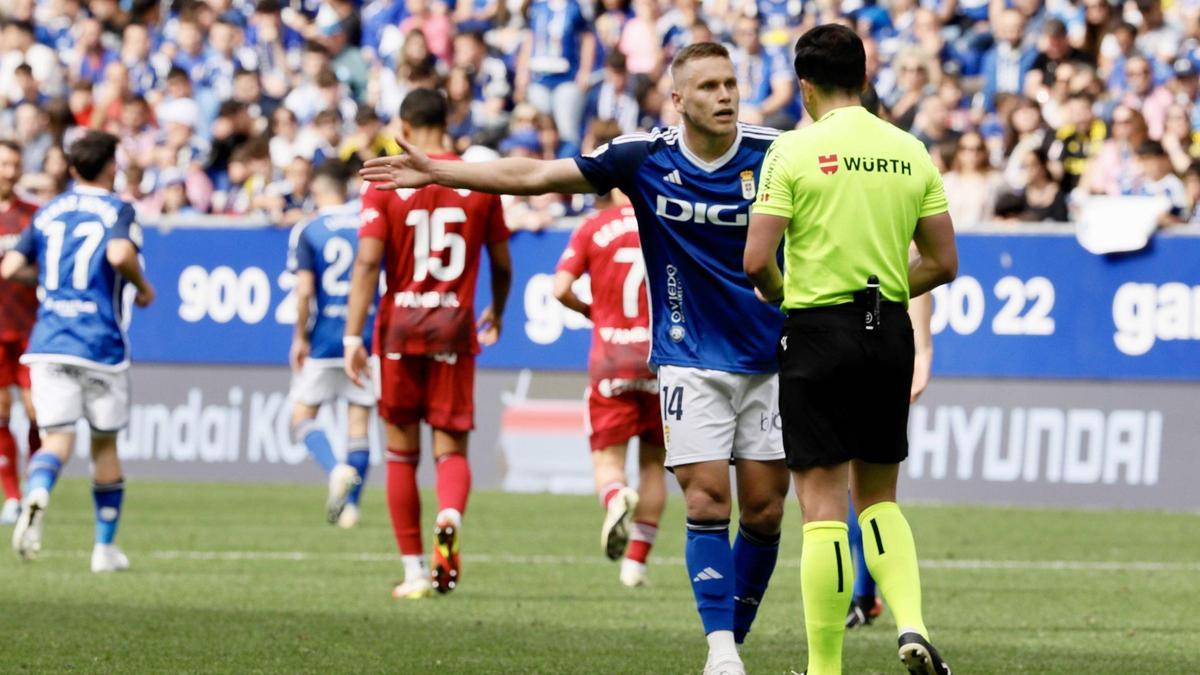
[0,198,39,344]
[556,205,654,383]
[360,153,509,356]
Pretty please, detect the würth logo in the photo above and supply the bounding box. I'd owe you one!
[819,154,839,175]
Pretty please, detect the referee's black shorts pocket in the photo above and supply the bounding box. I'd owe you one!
[777,321,913,470]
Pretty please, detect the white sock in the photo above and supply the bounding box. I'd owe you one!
[620,558,646,575]
[706,630,739,659]
[402,554,427,581]
[437,508,463,529]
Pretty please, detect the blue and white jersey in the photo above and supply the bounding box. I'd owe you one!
[574,123,783,375]
[528,0,593,86]
[287,201,374,362]
[15,186,141,371]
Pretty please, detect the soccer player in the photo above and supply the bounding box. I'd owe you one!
[0,140,40,524]
[553,179,667,588]
[287,160,374,529]
[744,25,957,675]
[362,44,789,674]
[0,131,155,572]
[344,88,513,600]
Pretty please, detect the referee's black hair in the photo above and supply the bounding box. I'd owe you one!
[67,131,119,182]
[793,24,867,94]
[400,87,449,130]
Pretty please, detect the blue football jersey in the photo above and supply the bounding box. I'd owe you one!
[574,123,783,374]
[16,186,142,371]
[287,202,375,361]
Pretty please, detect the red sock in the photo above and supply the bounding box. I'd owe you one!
[626,520,658,564]
[385,449,422,555]
[27,423,40,456]
[599,481,624,509]
[435,452,471,516]
[0,424,19,501]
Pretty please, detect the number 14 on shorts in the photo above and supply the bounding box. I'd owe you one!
[662,386,683,421]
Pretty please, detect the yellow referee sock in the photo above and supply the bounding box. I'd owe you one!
[801,521,852,675]
[859,501,929,639]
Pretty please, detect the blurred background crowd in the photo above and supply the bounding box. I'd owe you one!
[4,0,1200,229]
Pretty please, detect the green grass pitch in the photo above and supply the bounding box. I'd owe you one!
[0,479,1196,674]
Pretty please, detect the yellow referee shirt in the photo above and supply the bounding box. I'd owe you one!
[752,106,948,309]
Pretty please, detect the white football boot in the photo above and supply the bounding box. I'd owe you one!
[0,498,19,525]
[325,464,361,524]
[336,503,360,529]
[702,653,746,675]
[91,543,131,573]
[12,488,48,561]
[600,487,639,560]
[619,558,649,587]
[391,576,434,600]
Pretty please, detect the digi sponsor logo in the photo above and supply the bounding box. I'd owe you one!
[908,405,1162,486]
[655,195,747,227]
[818,154,839,175]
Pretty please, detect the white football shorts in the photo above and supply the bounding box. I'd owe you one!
[29,362,130,433]
[290,359,375,408]
[656,365,785,468]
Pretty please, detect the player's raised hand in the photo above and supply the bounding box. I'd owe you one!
[135,282,156,307]
[477,306,502,346]
[290,338,309,372]
[359,137,434,191]
[344,342,370,387]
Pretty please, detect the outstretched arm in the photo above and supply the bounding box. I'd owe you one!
[359,137,595,195]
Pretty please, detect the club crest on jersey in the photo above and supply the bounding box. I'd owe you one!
[739,170,756,199]
[669,325,685,342]
[819,154,839,175]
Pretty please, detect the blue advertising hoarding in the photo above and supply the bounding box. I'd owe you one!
[128,226,1200,381]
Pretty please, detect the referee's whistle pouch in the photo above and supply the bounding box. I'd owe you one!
[852,275,882,331]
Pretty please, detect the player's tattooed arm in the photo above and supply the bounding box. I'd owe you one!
[478,240,513,347]
[344,237,383,385]
[359,137,595,195]
[0,250,37,286]
[744,212,788,305]
[552,270,591,319]
[106,240,155,307]
[291,270,315,372]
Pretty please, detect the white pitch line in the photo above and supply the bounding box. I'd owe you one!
[37,549,1200,572]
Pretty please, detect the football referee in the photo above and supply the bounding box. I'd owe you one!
[744,25,958,675]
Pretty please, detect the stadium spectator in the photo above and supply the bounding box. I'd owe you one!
[1120,56,1173,139]
[1050,92,1106,193]
[943,131,1005,229]
[585,51,641,136]
[1085,105,1148,195]
[1182,161,1200,223]
[1016,148,1070,222]
[1161,103,1200,175]
[1002,97,1056,191]
[1131,140,1188,224]
[516,0,595,145]
[980,9,1037,112]
[729,14,798,129]
[886,49,937,131]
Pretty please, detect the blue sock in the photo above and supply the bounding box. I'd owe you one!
[93,479,124,545]
[296,421,337,475]
[732,522,780,644]
[345,438,369,506]
[848,498,876,600]
[26,452,63,495]
[685,518,735,635]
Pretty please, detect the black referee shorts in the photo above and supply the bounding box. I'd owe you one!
[778,302,914,470]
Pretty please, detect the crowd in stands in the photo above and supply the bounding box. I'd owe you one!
[4,0,1200,228]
